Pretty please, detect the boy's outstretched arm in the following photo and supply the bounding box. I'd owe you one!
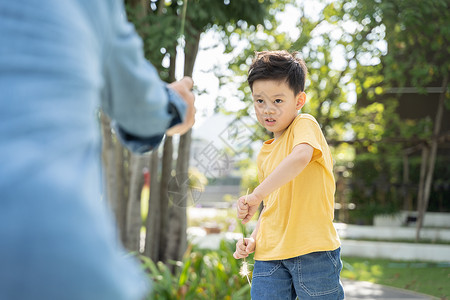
[238,143,313,224]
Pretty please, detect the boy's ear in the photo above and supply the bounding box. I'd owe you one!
[296,92,306,110]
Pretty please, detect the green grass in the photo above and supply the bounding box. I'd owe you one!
[341,257,450,299]
[342,237,450,245]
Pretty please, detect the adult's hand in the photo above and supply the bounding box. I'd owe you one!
[166,76,195,136]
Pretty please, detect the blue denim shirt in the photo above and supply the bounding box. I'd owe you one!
[0,0,185,299]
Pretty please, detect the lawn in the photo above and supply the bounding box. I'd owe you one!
[341,257,450,299]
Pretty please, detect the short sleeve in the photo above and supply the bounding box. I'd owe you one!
[292,117,323,163]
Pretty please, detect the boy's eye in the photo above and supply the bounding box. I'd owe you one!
[274,99,283,103]
[255,99,264,104]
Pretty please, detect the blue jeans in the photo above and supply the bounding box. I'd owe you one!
[251,248,344,300]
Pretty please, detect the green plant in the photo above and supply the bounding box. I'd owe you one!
[141,241,253,299]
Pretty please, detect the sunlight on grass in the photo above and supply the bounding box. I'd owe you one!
[342,257,450,299]
[341,260,383,282]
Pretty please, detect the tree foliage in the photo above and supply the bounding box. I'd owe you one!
[333,0,450,224]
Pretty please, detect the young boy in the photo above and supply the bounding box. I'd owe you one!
[233,51,344,300]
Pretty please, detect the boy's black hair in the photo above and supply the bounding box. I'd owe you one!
[247,50,308,95]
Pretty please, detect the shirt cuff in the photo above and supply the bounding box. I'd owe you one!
[113,86,187,154]
[166,85,187,127]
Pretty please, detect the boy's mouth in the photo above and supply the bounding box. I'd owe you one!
[264,118,276,126]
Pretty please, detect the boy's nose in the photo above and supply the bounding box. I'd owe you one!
[263,104,275,115]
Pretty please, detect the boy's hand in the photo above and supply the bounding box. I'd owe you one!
[237,192,262,224]
[233,237,255,259]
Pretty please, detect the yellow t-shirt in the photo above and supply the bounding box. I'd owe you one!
[255,113,340,260]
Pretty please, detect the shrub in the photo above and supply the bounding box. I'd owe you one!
[141,240,252,299]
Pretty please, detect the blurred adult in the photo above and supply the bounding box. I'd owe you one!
[0,0,195,299]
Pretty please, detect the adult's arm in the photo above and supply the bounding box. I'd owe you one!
[101,0,194,153]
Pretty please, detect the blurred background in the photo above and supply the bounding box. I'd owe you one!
[100,0,449,298]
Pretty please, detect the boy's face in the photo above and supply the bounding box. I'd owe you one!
[252,79,306,140]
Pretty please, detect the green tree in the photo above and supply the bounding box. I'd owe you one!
[336,0,449,232]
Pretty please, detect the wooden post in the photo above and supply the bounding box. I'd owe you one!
[158,137,173,263]
[144,149,161,260]
[402,153,412,211]
[416,75,448,241]
[126,153,150,252]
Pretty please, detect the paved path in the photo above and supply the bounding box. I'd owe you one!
[342,279,438,300]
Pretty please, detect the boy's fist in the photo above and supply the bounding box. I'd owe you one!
[237,192,261,224]
[233,237,255,259]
